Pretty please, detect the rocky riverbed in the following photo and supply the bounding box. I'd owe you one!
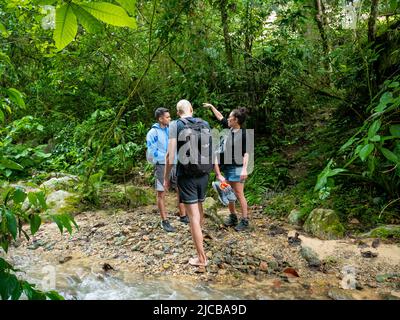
[6,193,400,300]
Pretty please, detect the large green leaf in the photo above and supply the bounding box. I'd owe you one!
[30,215,41,235]
[374,92,393,113]
[389,124,400,137]
[0,109,4,123]
[116,0,136,15]
[5,210,17,240]
[71,3,103,34]
[54,4,78,51]
[368,119,381,139]
[79,2,137,28]
[380,147,399,164]
[13,188,27,204]
[359,144,374,161]
[0,158,23,171]
[6,88,25,108]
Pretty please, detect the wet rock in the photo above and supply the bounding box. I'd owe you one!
[288,209,303,226]
[361,225,400,239]
[328,288,355,300]
[58,256,72,264]
[303,209,345,240]
[357,240,369,249]
[267,224,286,236]
[371,239,380,248]
[102,263,114,271]
[300,246,321,269]
[288,230,301,246]
[361,250,378,258]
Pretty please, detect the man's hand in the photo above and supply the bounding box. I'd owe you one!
[202,103,213,109]
[163,178,170,192]
[240,171,248,182]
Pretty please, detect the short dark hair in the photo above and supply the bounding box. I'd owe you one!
[231,107,248,125]
[155,107,169,121]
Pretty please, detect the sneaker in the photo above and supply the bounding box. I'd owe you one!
[161,220,176,232]
[224,213,238,227]
[234,218,249,232]
[179,215,190,224]
[212,181,229,206]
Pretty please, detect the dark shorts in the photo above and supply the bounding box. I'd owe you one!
[155,164,177,192]
[177,174,209,204]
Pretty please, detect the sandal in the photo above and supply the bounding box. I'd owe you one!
[188,257,208,267]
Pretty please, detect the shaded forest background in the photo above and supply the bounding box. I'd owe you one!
[1,0,400,229]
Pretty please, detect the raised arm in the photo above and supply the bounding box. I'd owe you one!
[203,103,224,121]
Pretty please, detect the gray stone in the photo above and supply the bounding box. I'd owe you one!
[288,209,303,226]
[328,288,355,300]
[203,197,224,226]
[40,175,78,192]
[303,208,345,239]
[300,246,321,268]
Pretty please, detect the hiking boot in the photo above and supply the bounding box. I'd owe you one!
[234,218,249,232]
[179,215,190,224]
[212,181,229,206]
[161,220,176,232]
[224,213,238,227]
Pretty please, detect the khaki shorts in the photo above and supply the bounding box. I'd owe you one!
[155,164,177,192]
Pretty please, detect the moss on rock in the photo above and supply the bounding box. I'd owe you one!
[361,225,400,239]
[303,208,345,239]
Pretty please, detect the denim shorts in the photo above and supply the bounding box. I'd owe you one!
[221,165,243,183]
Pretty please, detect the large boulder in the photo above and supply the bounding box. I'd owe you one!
[203,197,224,226]
[303,208,345,239]
[40,175,79,192]
[125,186,155,208]
[46,190,81,214]
[288,209,303,226]
[361,225,400,239]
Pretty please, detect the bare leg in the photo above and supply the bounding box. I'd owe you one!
[185,203,207,265]
[157,191,167,220]
[230,182,248,219]
[176,189,186,217]
[198,202,204,228]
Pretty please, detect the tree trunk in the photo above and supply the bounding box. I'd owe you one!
[219,0,234,68]
[368,0,379,43]
[314,0,332,84]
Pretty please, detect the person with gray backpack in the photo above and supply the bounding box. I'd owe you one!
[163,99,213,267]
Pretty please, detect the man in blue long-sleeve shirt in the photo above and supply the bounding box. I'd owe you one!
[146,108,188,232]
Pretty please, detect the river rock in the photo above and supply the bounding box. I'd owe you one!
[46,190,81,215]
[40,175,78,192]
[125,186,155,208]
[303,208,345,239]
[328,288,355,300]
[288,209,303,226]
[203,197,224,226]
[361,225,400,239]
[300,246,321,269]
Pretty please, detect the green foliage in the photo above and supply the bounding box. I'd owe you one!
[0,185,77,300]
